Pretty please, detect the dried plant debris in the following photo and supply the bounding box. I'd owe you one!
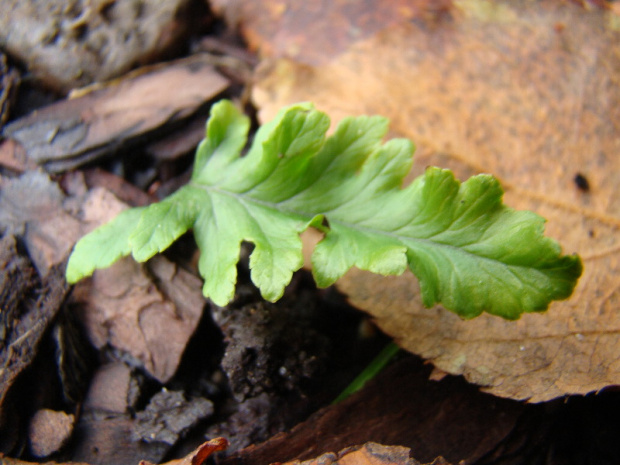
[1,55,229,172]
[0,52,19,126]
[280,442,451,465]
[144,437,229,465]
[0,261,69,454]
[132,389,213,446]
[0,170,81,276]
[83,362,140,414]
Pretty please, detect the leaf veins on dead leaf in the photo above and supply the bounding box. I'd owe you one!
[141,437,229,465]
[218,0,620,401]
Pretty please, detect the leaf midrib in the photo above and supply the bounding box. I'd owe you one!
[193,181,535,273]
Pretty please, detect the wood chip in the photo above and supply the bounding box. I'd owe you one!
[2,55,229,172]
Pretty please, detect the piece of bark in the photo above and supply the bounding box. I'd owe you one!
[0,264,69,454]
[1,55,229,172]
[219,356,523,465]
[0,171,83,277]
[0,0,194,93]
[0,235,35,349]
[71,412,170,465]
[0,52,19,127]
[146,117,208,161]
[0,138,33,173]
[132,389,214,445]
[28,409,75,458]
[0,263,68,406]
[79,168,155,207]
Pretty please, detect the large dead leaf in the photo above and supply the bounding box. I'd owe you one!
[215,0,620,401]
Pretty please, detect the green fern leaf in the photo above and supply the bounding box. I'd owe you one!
[66,100,582,318]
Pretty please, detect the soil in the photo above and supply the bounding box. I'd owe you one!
[1,4,620,465]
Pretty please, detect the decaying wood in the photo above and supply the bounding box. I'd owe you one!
[0,260,68,407]
[0,52,19,127]
[0,235,36,351]
[0,263,69,452]
[220,356,523,465]
[1,55,229,172]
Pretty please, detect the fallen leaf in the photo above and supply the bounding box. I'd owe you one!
[216,0,620,401]
[70,188,207,383]
[280,442,450,465]
[144,437,229,465]
[83,362,136,414]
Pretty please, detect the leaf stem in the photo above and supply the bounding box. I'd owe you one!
[332,341,400,404]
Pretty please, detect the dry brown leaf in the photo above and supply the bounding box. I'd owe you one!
[144,437,229,465]
[70,188,206,383]
[280,442,450,465]
[219,0,620,401]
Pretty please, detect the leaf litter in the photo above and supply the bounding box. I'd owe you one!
[0,2,614,465]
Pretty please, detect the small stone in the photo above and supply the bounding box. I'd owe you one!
[29,409,75,458]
